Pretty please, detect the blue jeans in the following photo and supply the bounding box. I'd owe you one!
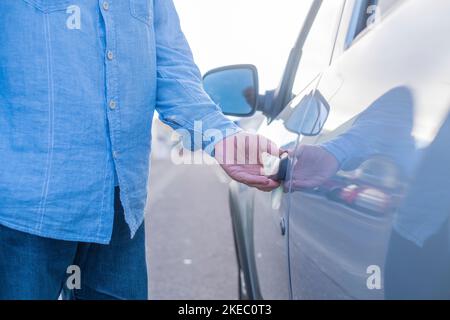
[0,188,148,300]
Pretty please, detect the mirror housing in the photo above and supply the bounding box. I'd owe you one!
[284,90,329,136]
[203,65,259,117]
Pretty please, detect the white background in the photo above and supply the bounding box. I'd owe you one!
[173,0,311,91]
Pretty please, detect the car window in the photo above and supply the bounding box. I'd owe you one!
[374,0,402,17]
[351,0,405,42]
[291,1,343,96]
[368,0,404,25]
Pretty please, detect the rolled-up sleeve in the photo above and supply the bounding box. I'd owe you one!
[153,0,241,153]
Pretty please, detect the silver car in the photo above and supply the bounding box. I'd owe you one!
[204,0,450,300]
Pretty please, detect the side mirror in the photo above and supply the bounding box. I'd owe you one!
[284,90,329,136]
[203,65,259,117]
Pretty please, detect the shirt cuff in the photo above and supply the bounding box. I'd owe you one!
[178,111,242,157]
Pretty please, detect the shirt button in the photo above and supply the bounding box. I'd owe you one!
[102,1,109,11]
[113,151,119,159]
[109,100,117,110]
[107,50,114,61]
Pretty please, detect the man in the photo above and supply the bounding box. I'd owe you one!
[0,0,279,300]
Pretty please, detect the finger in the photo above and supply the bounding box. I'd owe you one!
[214,138,227,164]
[261,179,281,190]
[233,171,272,186]
[229,167,281,191]
[237,164,265,176]
[232,171,281,191]
[256,180,281,192]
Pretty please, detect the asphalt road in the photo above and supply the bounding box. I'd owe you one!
[145,157,238,300]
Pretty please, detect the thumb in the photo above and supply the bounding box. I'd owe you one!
[258,135,281,164]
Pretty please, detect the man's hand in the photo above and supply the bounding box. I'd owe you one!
[215,132,281,192]
[291,144,339,189]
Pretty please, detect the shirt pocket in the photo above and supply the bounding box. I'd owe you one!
[129,0,153,26]
[22,0,70,13]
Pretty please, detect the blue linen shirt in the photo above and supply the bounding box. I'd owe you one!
[0,0,239,244]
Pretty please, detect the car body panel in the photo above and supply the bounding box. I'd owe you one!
[227,0,450,300]
[287,0,450,299]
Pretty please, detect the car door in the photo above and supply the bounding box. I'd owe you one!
[252,0,345,299]
[286,0,450,299]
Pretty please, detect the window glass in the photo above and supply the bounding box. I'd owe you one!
[366,0,404,29]
[291,1,343,95]
[375,0,401,17]
[349,0,404,45]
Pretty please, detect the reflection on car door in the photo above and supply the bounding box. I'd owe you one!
[288,87,415,299]
[286,0,450,299]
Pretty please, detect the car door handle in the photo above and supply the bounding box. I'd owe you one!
[280,217,287,236]
[267,154,289,182]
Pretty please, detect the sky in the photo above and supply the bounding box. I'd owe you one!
[173,0,312,91]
